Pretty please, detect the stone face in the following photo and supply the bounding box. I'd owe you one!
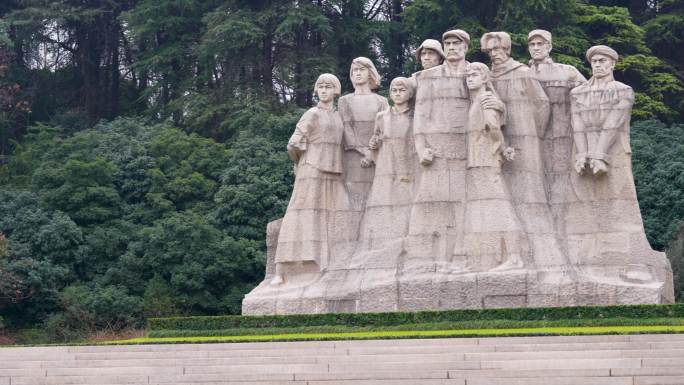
[242,34,674,315]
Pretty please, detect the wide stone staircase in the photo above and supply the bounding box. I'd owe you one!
[1,334,684,385]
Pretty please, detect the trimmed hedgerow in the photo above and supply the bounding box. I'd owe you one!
[148,304,684,331]
[147,317,684,338]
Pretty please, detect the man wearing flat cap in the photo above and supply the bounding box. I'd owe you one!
[481,31,568,269]
[571,45,627,177]
[568,45,657,283]
[527,29,586,249]
[407,29,472,262]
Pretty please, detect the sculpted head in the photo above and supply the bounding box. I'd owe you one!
[314,73,341,103]
[442,30,470,63]
[465,62,491,92]
[389,77,415,106]
[528,29,552,62]
[586,45,618,79]
[481,32,512,65]
[349,57,381,90]
[416,39,445,69]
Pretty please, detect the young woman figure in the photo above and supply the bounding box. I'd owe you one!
[271,74,352,285]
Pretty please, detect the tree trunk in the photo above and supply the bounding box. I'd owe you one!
[109,22,121,119]
[386,0,406,82]
[263,30,275,100]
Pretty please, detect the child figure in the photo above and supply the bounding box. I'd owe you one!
[271,74,352,285]
[459,62,527,271]
[352,77,416,266]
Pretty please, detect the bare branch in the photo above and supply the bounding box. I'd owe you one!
[365,0,385,20]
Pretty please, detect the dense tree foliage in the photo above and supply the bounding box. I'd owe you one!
[1,118,285,335]
[632,120,684,251]
[0,0,682,336]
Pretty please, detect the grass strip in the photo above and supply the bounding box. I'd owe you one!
[148,317,684,338]
[109,325,684,345]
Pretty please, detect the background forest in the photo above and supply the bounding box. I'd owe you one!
[0,0,683,341]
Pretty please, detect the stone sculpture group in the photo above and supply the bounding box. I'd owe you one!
[242,29,674,315]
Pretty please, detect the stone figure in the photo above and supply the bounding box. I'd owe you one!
[481,31,568,271]
[352,77,417,267]
[338,58,389,214]
[568,45,672,287]
[462,62,526,271]
[416,39,445,71]
[527,30,587,254]
[242,33,674,316]
[408,29,471,265]
[271,74,352,285]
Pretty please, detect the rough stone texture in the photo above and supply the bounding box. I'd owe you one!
[243,33,673,315]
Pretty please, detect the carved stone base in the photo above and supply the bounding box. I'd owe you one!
[242,263,674,315]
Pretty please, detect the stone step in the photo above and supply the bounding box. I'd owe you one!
[3,334,684,385]
[634,377,684,385]
[3,334,681,361]
[16,347,684,370]
[3,343,654,363]
[9,342,679,366]
[10,375,151,385]
[463,378,633,385]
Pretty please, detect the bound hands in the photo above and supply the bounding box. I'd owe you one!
[574,154,588,175]
[590,158,608,176]
[575,154,609,176]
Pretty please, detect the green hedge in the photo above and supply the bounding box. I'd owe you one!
[147,317,684,338]
[148,304,684,331]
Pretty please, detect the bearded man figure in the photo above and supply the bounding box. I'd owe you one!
[481,31,569,273]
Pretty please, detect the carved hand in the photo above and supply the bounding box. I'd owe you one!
[286,144,302,163]
[574,155,588,175]
[590,158,609,176]
[360,157,374,168]
[420,148,434,166]
[502,147,516,162]
[368,135,380,150]
[480,93,504,112]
